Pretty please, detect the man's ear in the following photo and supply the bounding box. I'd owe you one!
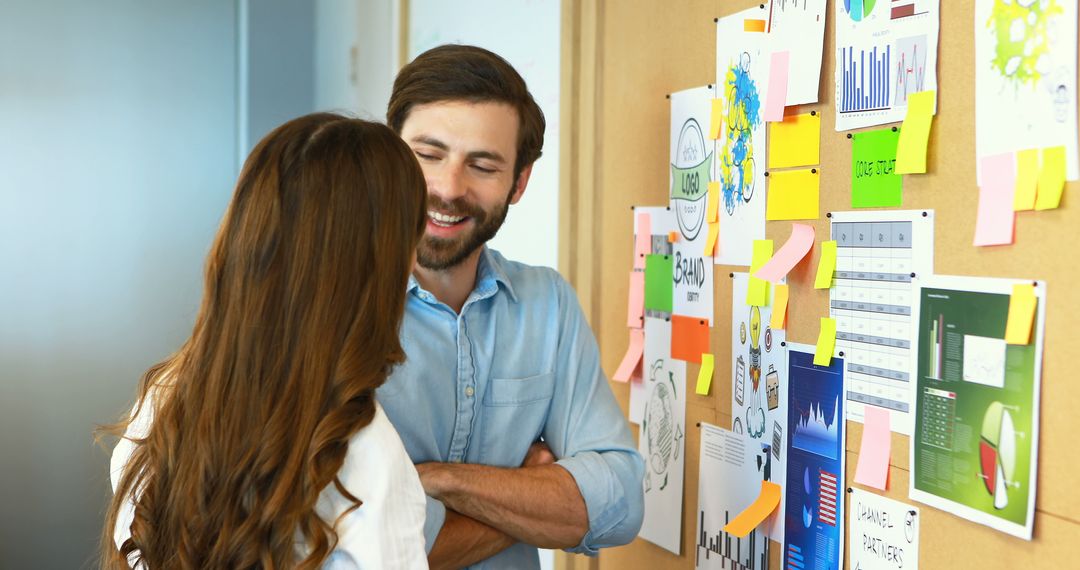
[509,164,534,205]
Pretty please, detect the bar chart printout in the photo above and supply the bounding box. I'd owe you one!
[840,45,890,113]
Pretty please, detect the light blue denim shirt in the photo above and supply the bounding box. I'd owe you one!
[376,247,645,569]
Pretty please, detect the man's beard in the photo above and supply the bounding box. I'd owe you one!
[416,189,513,271]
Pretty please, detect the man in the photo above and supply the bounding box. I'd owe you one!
[377,44,645,569]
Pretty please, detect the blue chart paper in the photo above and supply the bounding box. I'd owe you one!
[784,345,845,570]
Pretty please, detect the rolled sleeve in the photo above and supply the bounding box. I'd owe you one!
[557,449,645,555]
[423,494,446,554]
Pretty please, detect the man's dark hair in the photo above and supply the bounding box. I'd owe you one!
[388,44,546,180]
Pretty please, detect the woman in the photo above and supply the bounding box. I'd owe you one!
[101,113,429,569]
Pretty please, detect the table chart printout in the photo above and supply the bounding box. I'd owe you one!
[829,211,933,435]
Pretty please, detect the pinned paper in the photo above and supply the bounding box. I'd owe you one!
[721,480,781,538]
[704,222,720,257]
[634,212,651,269]
[613,328,644,382]
[1004,283,1037,345]
[766,168,819,220]
[746,240,774,306]
[895,90,936,174]
[1013,149,1038,211]
[854,406,892,491]
[709,98,723,140]
[770,284,789,330]
[626,271,645,328]
[743,18,766,32]
[764,51,790,122]
[706,181,720,223]
[671,315,709,364]
[974,153,1017,247]
[644,254,673,313]
[852,128,902,208]
[813,317,837,366]
[768,112,820,169]
[1035,146,1066,210]
[695,353,715,395]
[813,240,837,289]
[753,223,815,283]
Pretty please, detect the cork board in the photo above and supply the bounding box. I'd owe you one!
[558,1,1080,568]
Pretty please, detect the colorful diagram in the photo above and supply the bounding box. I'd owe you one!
[719,53,760,215]
[987,0,1065,86]
[979,401,1017,510]
[844,0,876,22]
[792,396,841,460]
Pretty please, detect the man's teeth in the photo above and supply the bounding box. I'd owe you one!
[429,211,465,224]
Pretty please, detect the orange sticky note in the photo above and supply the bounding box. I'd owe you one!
[709,98,723,140]
[1035,146,1066,210]
[695,353,715,395]
[854,406,891,491]
[769,112,821,168]
[747,240,773,306]
[1013,149,1038,211]
[895,90,936,174]
[707,181,720,223]
[1004,283,1037,345]
[626,271,645,329]
[634,212,651,269]
[668,231,679,243]
[671,315,709,364]
[744,19,766,32]
[813,317,836,366]
[722,480,781,538]
[814,240,837,289]
[704,221,720,257]
[613,328,645,382]
[770,284,789,330]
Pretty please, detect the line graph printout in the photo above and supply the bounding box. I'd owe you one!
[766,0,827,105]
[834,0,940,130]
[829,210,934,435]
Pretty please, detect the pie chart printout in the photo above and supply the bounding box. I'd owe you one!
[844,0,876,22]
[979,402,1017,510]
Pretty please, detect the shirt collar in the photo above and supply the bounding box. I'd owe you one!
[407,247,518,304]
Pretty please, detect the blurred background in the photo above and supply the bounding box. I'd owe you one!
[0,0,559,567]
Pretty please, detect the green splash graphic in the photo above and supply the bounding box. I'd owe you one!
[988,0,1064,85]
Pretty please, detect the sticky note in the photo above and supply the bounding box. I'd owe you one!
[764,51,790,122]
[1013,149,1038,211]
[754,223,815,283]
[770,284,789,330]
[768,112,821,169]
[722,480,781,538]
[704,222,720,257]
[766,168,819,220]
[671,315,709,364]
[743,19,766,32]
[613,328,645,382]
[854,406,892,491]
[706,181,720,223]
[634,212,651,269]
[1035,146,1066,210]
[895,90,936,174]
[814,240,837,289]
[626,271,645,328]
[974,153,1017,247]
[813,317,837,366]
[852,128,902,208]
[1005,283,1037,345]
[644,254,673,313]
[695,353,715,395]
[667,231,679,243]
[709,98,723,140]
[746,240,773,306]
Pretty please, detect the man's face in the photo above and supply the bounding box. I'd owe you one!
[400,100,527,270]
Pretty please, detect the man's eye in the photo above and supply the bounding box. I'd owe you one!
[472,165,496,174]
[415,151,438,161]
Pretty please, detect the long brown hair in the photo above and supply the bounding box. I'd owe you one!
[99,113,427,569]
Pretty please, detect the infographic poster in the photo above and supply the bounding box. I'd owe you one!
[834,0,941,131]
[731,272,789,541]
[784,343,845,570]
[909,276,1045,540]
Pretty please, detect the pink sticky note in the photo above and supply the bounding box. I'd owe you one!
[613,328,645,382]
[764,51,790,122]
[634,212,651,269]
[626,271,645,328]
[854,406,891,491]
[753,223,815,283]
[974,153,1017,247]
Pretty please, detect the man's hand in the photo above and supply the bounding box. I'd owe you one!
[522,441,556,468]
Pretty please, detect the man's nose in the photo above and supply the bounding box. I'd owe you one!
[428,163,467,203]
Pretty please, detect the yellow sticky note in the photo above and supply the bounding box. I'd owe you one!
[747,240,773,306]
[704,222,720,257]
[1035,146,1066,210]
[770,284,789,330]
[1005,284,1037,345]
[768,113,821,168]
[696,353,715,395]
[814,240,837,289]
[744,19,766,32]
[895,90,935,174]
[813,317,837,366]
[707,181,720,223]
[722,480,781,538]
[709,99,723,140]
[766,168,819,220]
[1013,149,1038,211]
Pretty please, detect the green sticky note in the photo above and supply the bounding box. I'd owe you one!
[644,254,673,313]
[852,128,903,208]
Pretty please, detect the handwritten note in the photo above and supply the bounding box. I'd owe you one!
[895,90,936,174]
[634,211,651,269]
[672,315,710,364]
[764,51,790,122]
[746,240,774,306]
[848,489,920,570]
[644,254,673,313]
[768,112,820,169]
[854,406,892,491]
[974,153,1017,246]
[1004,283,1037,345]
[722,480,781,538]
[627,271,645,328]
[696,353,715,395]
[813,317,837,366]
[613,328,645,382]
[766,168,819,220]
[852,128,902,208]
[1035,146,1066,210]
[814,240,837,289]
[1013,149,1038,211]
[754,223,815,283]
[770,284,789,330]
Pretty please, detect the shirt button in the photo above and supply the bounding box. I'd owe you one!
[465,386,475,397]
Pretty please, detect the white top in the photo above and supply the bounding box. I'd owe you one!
[110,397,428,569]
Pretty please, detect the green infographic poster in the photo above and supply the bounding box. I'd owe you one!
[909,276,1044,540]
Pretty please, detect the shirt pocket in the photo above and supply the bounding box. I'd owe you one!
[478,372,555,465]
[483,372,556,407]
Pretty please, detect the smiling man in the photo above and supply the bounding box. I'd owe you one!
[377,45,644,569]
